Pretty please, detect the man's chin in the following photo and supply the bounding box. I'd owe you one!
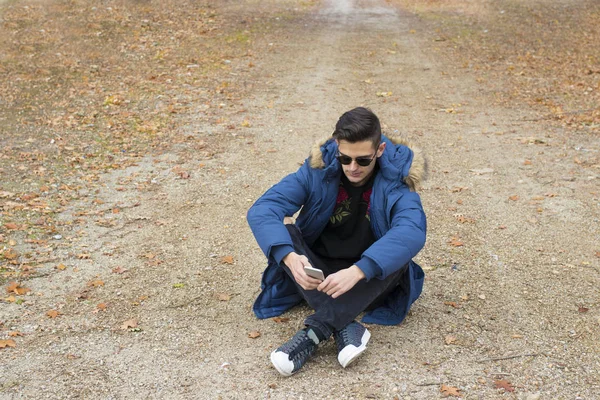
[346,174,366,186]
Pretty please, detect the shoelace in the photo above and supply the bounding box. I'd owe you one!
[335,324,360,352]
[285,331,316,360]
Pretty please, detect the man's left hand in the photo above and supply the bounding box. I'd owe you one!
[317,265,365,298]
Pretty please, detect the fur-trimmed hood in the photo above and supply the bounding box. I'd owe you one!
[308,134,427,191]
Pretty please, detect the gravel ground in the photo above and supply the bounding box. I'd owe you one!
[1,0,599,399]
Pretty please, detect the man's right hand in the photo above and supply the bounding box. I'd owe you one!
[282,252,322,290]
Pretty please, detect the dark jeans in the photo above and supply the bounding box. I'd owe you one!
[282,224,405,339]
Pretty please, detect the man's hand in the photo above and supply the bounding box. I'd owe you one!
[318,265,365,298]
[283,252,322,290]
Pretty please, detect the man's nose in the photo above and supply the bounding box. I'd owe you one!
[349,161,359,170]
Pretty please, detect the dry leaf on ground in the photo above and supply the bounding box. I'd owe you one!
[47,310,60,318]
[4,223,20,230]
[0,339,16,349]
[440,384,462,397]
[220,255,234,264]
[578,306,589,313]
[248,331,261,338]
[444,335,458,345]
[494,379,515,392]
[448,237,464,247]
[3,249,18,260]
[216,293,232,301]
[121,319,138,330]
[6,282,30,296]
[272,317,290,323]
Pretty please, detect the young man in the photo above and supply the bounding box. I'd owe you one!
[247,107,427,376]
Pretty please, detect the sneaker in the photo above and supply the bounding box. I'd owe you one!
[270,328,320,376]
[334,321,371,368]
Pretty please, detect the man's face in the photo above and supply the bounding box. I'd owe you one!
[336,139,386,187]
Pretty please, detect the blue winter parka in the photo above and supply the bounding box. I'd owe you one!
[247,134,427,325]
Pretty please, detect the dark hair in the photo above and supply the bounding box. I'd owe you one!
[332,107,381,147]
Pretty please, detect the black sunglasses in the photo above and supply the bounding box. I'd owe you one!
[336,151,377,167]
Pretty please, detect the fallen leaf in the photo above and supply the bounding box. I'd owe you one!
[4,223,19,230]
[266,148,277,153]
[578,306,589,313]
[8,239,16,246]
[220,255,234,264]
[87,280,104,287]
[6,282,30,296]
[175,170,190,179]
[493,379,515,392]
[112,266,128,274]
[451,186,468,192]
[444,301,460,308]
[97,303,107,311]
[272,317,290,323]
[55,263,67,271]
[523,159,532,165]
[121,319,138,330]
[595,251,600,258]
[440,384,462,397]
[448,237,464,247]
[0,339,16,349]
[8,331,23,337]
[77,253,91,259]
[3,249,18,260]
[5,295,16,303]
[444,335,458,345]
[509,195,519,201]
[216,293,231,301]
[248,331,261,339]
[511,334,524,339]
[47,310,60,318]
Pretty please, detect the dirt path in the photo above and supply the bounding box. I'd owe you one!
[1,0,599,398]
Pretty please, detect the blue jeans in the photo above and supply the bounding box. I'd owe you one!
[281,224,406,339]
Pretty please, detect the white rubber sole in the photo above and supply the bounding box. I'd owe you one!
[337,328,371,368]
[270,350,295,377]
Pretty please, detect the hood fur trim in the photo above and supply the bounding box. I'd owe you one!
[308,134,427,191]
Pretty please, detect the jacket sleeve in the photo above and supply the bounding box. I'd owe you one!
[247,162,311,263]
[356,189,426,280]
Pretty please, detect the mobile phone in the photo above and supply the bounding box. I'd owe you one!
[304,266,325,281]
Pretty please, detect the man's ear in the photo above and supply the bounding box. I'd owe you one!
[377,141,386,156]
